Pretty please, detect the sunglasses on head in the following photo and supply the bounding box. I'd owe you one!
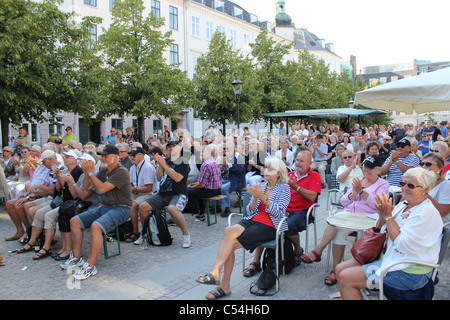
[399,181,423,189]
[419,161,434,167]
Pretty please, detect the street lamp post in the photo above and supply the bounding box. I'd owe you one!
[232,74,243,135]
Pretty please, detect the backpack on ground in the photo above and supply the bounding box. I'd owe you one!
[249,236,295,296]
[141,210,173,246]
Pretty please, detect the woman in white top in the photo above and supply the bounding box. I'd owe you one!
[336,167,442,300]
[340,134,354,152]
[276,138,294,171]
[420,153,450,221]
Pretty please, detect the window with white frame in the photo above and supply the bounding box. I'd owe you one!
[215,0,224,9]
[234,7,243,17]
[151,0,160,18]
[243,33,250,51]
[84,0,97,6]
[18,122,39,143]
[206,21,214,40]
[169,6,178,30]
[89,24,97,42]
[230,29,237,46]
[109,0,115,11]
[170,44,179,65]
[192,56,198,76]
[48,116,64,137]
[192,16,200,37]
[217,25,225,34]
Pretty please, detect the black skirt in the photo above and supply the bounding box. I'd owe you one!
[236,219,276,253]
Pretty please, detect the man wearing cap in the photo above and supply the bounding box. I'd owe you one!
[4,149,57,241]
[381,138,419,187]
[139,140,192,248]
[125,147,158,243]
[16,149,83,259]
[62,126,77,147]
[66,144,132,280]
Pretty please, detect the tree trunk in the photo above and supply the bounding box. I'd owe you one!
[1,117,9,148]
[138,116,145,143]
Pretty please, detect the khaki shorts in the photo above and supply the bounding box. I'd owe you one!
[133,193,154,205]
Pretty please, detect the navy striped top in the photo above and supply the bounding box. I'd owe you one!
[246,182,291,232]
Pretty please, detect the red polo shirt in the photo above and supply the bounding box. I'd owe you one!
[286,169,321,213]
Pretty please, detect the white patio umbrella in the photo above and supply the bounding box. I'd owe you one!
[354,67,450,114]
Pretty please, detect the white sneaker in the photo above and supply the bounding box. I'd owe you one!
[72,262,98,280]
[182,235,191,248]
[134,234,143,246]
[60,252,84,270]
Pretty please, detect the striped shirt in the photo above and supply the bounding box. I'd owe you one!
[246,182,290,232]
[29,164,51,187]
[198,157,222,190]
[383,154,420,187]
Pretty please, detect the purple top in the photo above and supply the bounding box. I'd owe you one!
[340,177,389,214]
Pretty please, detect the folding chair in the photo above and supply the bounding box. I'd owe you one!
[379,223,450,300]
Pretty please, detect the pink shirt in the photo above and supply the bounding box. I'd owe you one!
[340,178,389,214]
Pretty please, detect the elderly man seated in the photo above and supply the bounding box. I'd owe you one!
[125,147,158,243]
[187,144,222,222]
[336,150,363,193]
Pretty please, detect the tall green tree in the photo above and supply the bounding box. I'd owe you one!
[97,0,195,141]
[250,27,296,121]
[193,30,258,133]
[0,0,101,145]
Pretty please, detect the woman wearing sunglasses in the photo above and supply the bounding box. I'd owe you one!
[301,155,389,286]
[336,167,443,299]
[420,153,450,219]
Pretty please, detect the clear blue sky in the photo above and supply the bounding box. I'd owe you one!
[231,0,450,71]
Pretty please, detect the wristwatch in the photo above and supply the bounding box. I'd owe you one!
[296,186,301,193]
[88,172,94,177]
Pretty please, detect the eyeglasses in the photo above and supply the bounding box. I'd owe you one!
[397,143,408,148]
[429,149,440,153]
[419,161,435,167]
[3,150,11,153]
[399,181,423,189]
[343,156,353,159]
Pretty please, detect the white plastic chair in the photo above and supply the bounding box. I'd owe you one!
[379,223,450,300]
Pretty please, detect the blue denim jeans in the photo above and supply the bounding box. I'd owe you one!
[76,204,131,234]
[221,180,231,207]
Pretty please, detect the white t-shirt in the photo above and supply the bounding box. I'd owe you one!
[336,165,363,192]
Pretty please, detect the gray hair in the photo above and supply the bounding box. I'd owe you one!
[403,167,437,191]
[116,143,130,152]
[432,141,448,153]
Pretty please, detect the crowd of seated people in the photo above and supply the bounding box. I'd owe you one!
[0,120,449,293]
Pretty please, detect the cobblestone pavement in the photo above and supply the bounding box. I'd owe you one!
[0,190,448,301]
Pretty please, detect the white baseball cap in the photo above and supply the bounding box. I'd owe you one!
[38,150,56,163]
[77,153,97,164]
[62,149,82,159]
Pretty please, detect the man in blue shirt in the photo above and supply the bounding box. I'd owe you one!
[309,134,328,188]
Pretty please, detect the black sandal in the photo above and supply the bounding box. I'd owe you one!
[243,262,261,277]
[33,248,52,260]
[125,232,140,243]
[16,242,35,254]
[206,286,231,300]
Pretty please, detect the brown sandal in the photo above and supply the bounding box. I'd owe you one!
[243,262,261,277]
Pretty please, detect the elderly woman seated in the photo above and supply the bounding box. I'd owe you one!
[195,157,290,300]
[336,167,443,299]
[301,155,389,286]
